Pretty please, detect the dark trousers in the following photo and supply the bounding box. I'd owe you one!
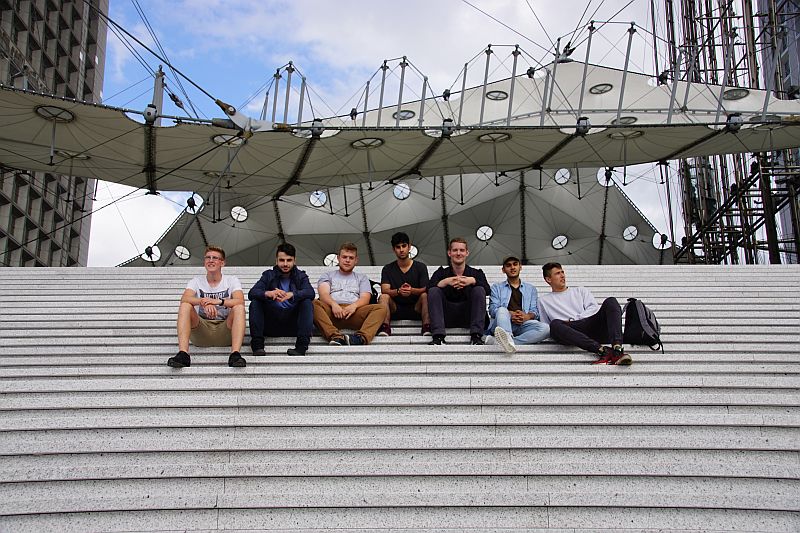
[249,298,313,350]
[428,285,486,336]
[549,297,622,354]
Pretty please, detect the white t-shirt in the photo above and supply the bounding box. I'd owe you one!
[318,270,371,305]
[538,286,599,324]
[186,274,242,320]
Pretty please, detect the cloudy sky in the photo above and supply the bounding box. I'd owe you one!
[88,0,681,265]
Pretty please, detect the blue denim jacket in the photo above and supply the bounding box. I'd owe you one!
[488,280,540,319]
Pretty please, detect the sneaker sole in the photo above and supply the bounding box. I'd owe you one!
[612,354,633,365]
[167,360,189,368]
[494,327,516,354]
[377,332,390,336]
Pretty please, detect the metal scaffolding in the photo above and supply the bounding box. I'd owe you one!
[664,0,799,264]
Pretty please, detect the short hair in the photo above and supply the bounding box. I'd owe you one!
[205,245,225,260]
[448,237,468,251]
[338,242,358,255]
[276,242,296,258]
[542,262,562,278]
[391,232,410,247]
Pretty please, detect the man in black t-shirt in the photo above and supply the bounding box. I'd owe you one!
[378,232,431,336]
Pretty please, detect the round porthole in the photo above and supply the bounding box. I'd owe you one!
[486,90,508,101]
[324,253,339,267]
[409,245,418,259]
[393,182,411,200]
[623,225,638,241]
[589,83,613,94]
[310,190,327,208]
[552,235,568,250]
[392,109,415,121]
[174,245,191,260]
[230,206,248,222]
[652,233,671,250]
[554,168,570,185]
[722,88,749,100]
[476,225,493,242]
[596,168,614,187]
[141,245,161,262]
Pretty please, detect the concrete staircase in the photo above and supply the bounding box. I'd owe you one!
[1,264,798,532]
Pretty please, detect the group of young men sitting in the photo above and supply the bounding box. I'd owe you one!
[167,233,632,368]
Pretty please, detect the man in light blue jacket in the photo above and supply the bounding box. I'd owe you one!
[486,256,550,353]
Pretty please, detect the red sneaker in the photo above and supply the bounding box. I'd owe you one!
[609,346,633,365]
[592,346,614,365]
[377,323,391,336]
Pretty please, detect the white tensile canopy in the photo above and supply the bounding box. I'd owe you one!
[1,61,798,266]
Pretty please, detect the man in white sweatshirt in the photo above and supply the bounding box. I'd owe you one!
[538,262,632,365]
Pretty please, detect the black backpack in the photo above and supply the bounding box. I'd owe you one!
[623,298,663,352]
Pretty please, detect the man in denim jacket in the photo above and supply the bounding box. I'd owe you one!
[248,242,316,356]
[486,256,550,354]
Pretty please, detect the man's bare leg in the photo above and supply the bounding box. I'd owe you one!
[177,302,200,352]
[226,303,246,352]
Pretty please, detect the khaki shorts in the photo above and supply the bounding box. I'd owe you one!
[190,319,232,347]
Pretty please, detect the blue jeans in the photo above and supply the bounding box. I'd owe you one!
[249,298,313,350]
[491,307,550,344]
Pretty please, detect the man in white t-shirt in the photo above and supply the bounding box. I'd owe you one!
[538,262,632,365]
[167,245,247,368]
[313,242,387,346]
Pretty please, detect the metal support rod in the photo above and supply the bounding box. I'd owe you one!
[479,46,492,126]
[714,33,736,124]
[576,165,581,199]
[758,154,782,263]
[506,46,520,126]
[546,38,561,112]
[440,175,449,245]
[458,63,468,127]
[419,77,428,127]
[376,61,389,127]
[297,77,306,126]
[361,81,370,127]
[539,70,550,126]
[577,23,595,117]
[151,66,165,127]
[271,69,281,124]
[761,27,782,120]
[283,62,294,123]
[396,57,408,127]
[662,162,677,263]
[682,48,697,110]
[667,49,683,124]
[616,24,637,122]
[519,171,528,264]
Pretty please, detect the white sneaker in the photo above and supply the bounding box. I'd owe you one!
[484,335,495,345]
[494,326,516,354]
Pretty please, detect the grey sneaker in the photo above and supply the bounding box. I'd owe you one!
[494,326,517,354]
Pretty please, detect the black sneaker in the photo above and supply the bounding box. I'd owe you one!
[287,347,306,356]
[167,351,190,368]
[349,334,366,346]
[252,348,266,356]
[228,351,247,367]
[428,335,446,345]
[470,333,485,345]
[329,335,349,346]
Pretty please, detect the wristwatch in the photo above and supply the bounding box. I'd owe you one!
[219,298,224,306]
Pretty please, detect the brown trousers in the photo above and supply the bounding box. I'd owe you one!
[313,299,387,344]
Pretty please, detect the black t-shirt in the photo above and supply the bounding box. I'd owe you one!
[508,285,523,312]
[381,260,430,306]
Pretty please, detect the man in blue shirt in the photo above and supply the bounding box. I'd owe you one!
[486,256,550,353]
[248,243,316,356]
